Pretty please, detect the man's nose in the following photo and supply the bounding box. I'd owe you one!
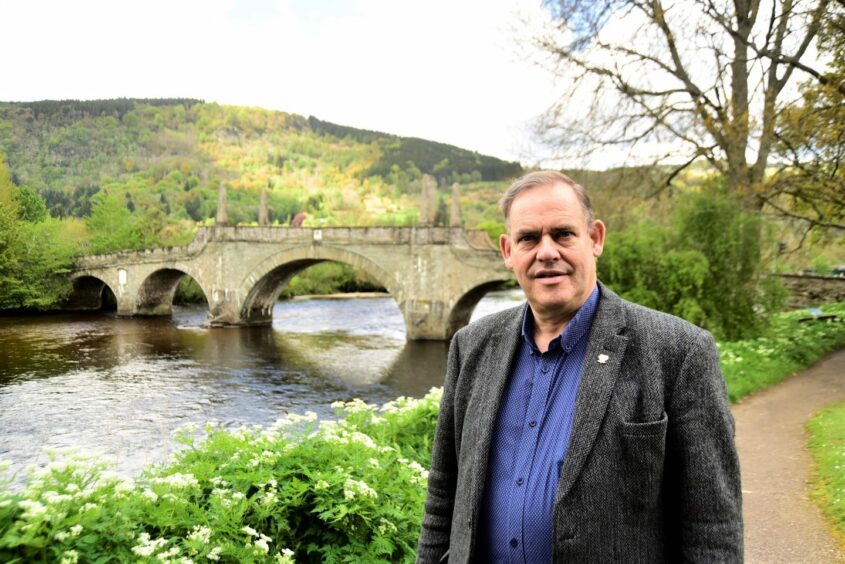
[536,234,559,261]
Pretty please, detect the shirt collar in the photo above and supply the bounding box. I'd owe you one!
[521,284,600,354]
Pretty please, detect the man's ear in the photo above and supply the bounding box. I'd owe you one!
[590,219,606,258]
[499,232,513,269]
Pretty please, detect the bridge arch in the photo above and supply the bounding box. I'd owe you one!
[136,268,210,316]
[238,245,400,324]
[446,279,513,338]
[65,274,118,311]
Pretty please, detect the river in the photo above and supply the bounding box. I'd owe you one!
[0,290,524,481]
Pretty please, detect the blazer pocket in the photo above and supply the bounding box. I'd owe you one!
[621,412,668,437]
[619,413,667,511]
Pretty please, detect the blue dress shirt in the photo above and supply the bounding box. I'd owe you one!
[478,286,600,563]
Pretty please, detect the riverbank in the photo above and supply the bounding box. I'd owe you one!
[288,291,391,300]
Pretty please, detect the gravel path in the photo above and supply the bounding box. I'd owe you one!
[734,348,845,563]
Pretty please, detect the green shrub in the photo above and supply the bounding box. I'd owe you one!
[600,188,787,340]
[0,390,441,563]
[720,302,845,402]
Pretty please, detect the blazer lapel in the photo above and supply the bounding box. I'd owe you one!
[555,285,629,504]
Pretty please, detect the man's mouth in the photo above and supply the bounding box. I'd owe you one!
[533,269,568,282]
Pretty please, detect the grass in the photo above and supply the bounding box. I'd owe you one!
[807,401,845,548]
[719,302,845,403]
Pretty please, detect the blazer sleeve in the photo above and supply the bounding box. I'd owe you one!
[416,335,462,564]
[667,329,744,562]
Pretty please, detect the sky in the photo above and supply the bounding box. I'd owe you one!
[0,0,560,164]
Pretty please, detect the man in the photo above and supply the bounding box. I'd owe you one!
[416,171,742,563]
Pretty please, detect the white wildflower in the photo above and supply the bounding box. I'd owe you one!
[153,473,199,488]
[18,500,47,518]
[368,458,380,468]
[131,532,168,557]
[242,525,259,537]
[254,538,270,553]
[343,478,377,500]
[160,546,180,558]
[142,489,159,502]
[59,550,79,564]
[69,524,83,536]
[206,546,222,561]
[377,519,398,535]
[188,525,212,544]
[42,491,73,505]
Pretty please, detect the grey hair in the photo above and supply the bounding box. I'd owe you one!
[500,170,594,227]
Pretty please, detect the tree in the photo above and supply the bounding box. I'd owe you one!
[599,186,786,339]
[536,0,835,209]
[0,157,76,310]
[13,185,48,222]
[85,192,141,254]
[762,0,845,232]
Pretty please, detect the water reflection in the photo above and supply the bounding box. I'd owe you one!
[0,290,525,480]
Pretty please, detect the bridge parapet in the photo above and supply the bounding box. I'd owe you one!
[199,226,495,249]
[75,227,496,269]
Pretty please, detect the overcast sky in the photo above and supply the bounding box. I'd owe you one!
[1,0,560,164]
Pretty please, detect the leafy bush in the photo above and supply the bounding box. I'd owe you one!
[0,390,441,563]
[600,188,787,340]
[280,262,386,298]
[720,302,845,402]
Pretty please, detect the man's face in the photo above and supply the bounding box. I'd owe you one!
[499,182,605,322]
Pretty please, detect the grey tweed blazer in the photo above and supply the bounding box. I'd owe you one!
[416,284,743,563]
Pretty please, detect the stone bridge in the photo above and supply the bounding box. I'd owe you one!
[68,226,514,340]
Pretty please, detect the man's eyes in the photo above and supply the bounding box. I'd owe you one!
[516,230,574,244]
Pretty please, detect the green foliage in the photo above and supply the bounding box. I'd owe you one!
[0,158,76,309]
[84,192,143,254]
[719,302,845,402]
[0,389,442,563]
[599,188,786,339]
[307,116,523,182]
[174,276,208,304]
[476,219,505,248]
[807,401,845,546]
[281,262,387,298]
[12,185,47,223]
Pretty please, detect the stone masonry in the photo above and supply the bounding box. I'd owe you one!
[69,226,514,340]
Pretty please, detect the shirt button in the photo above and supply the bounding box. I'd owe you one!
[541,366,550,373]
[510,538,518,548]
[528,420,537,428]
[516,477,524,485]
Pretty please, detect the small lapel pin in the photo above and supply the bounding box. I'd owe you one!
[597,354,609,364]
